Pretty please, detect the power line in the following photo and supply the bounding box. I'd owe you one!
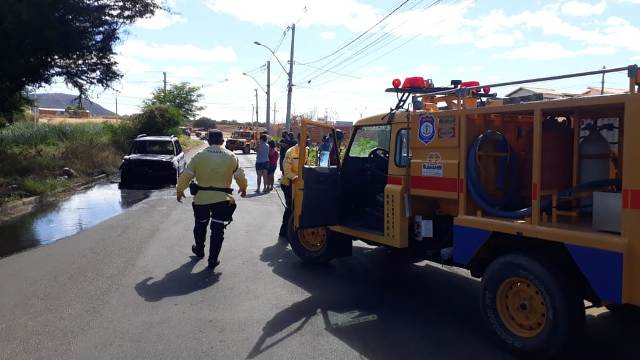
[298,0,413,66]
[305,0,465,88]
[297,0,439,83]
[296,63,361,79]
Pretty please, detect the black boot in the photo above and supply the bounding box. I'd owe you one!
[208,259,220,270]
[192,245,204,258]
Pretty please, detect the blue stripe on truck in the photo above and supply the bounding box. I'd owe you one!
[453,225,491,265]
[565,244,623,304]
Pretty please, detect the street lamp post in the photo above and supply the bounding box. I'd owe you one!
[242,68,270,130]
[254,23,295,131]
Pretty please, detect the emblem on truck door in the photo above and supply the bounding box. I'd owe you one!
[419,114,436,145]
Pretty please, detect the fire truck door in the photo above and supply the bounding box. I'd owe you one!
[294,120,341,229]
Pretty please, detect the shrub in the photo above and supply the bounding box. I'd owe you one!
[22,177,69,195]
[193,117,216,129]
[130,105,183,136]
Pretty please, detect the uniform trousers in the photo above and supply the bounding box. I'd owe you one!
[192,201,236,262]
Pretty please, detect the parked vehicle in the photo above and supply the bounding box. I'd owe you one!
[225,128,265,154]
[119,134,186,188]
[287,65,640,358]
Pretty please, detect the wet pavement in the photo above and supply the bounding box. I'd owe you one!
[0,181,168,258]
[0,150,262,258]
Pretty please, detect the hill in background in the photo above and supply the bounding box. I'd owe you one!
[32,93,115,116]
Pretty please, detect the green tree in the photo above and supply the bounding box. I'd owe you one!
[0,0,163,123]
[132,105,183,136]
[193,116,217,129]
[143,82,204,121]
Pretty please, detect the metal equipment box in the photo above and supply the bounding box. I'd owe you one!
[593,191,622,233]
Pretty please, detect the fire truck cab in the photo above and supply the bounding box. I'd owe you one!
[288,65,640,357]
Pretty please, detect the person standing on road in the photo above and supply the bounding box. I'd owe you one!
[278,131,296,174]
[255,134,270,193]
[266,140,279,192]
[329,129,344,166]
[176,129,247,270]
[279,134,309,238]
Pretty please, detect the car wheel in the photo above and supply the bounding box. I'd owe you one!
[243,144,251,154]
[287,215,333,264]
[481,254,585,358]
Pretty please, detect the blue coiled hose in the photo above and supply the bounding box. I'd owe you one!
[466,130,620,219]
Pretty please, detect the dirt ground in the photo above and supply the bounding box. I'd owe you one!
[39,116,120,124]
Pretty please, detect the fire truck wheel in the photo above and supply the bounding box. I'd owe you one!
[243,144,251,154]
[287,216,332,264]
[481,254,584,358]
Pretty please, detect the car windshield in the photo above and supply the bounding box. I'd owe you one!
[348,125,391,157]
[232,131,252,139]
[131,140,175,155]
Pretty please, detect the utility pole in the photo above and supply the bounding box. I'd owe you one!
[266,61,271,131]
[285,23,295,131]
[163,71,167,95]
[601,66,606,95]
[254,88,259,126]
[251,104,255,123]
[273,102,277,125]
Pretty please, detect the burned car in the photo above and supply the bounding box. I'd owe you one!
[119,135,186,188]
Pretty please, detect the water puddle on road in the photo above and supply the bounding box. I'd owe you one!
[0,152,264,258]
[0,181,171,258]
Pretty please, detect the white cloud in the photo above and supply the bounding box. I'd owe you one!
[115,54,151,73]
[382,0,475,39]
[416,65,437,74]
[203,0,380,32]
[498,42,575,60]
[135,11,186,30]
[632,55,640,60]
[464,8,640,53]
[119,40,237,62]
[497,42,616,60]
[561,1,607,16]
[578,46,616,55]
[166,65,204,79]
[320,32,336,40]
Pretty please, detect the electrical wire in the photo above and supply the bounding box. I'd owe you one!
[298,0,414,66]
[297,0,444,84]
[294,0,423,81]
[305,0,470,88]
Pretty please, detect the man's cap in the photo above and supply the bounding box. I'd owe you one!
[208,129,223,142]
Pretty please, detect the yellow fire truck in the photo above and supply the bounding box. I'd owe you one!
[287,65,640,357]
[225,127,266,154]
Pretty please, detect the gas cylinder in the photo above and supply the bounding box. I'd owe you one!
[580,125,610,184]
[579,124,610,211]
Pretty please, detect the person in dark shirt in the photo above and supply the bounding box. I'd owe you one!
[278,131,297,174]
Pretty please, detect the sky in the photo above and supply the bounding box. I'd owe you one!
[42,0,640,123]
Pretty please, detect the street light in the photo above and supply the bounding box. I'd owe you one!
[254,23,295,131]
[253,41,288,75]
[242,72,266,94]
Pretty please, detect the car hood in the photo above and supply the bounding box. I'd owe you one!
[124,154,174,162]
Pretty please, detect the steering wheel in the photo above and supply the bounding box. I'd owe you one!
[367,147,389,175]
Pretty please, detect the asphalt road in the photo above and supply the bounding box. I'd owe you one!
[1,152,638,360]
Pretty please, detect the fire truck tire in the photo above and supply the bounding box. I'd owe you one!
[243,145,251,154]
[287,216,332,264]
[481,254,585,358]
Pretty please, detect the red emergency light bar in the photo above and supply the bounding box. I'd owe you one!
[402,76,426,88]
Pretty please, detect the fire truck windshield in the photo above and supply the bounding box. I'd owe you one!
[232,131,253,139]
